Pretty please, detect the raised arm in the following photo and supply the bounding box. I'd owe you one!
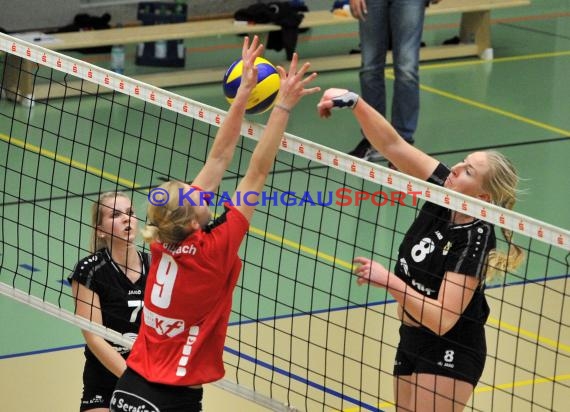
[191,36,263,193]
[317,88,438,180]
[233,54,320,222]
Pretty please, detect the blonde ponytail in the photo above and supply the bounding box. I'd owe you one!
[486,227,525,282]
[482,151,525,281]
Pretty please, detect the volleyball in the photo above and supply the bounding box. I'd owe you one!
[223,57,280,115]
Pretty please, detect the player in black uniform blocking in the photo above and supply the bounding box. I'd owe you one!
[317,89,524,412]
[69,192,150,412]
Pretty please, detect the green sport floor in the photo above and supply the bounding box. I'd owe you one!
[1,0,569,411]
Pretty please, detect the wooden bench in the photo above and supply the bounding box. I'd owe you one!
[3,0,530,102]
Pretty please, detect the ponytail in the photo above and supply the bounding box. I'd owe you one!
[486,227,525,282]
[482,151,525,281]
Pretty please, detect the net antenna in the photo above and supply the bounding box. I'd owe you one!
[2,32,569,412]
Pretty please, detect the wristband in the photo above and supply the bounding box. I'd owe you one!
[275,104,291,114]
[331,91,359,109]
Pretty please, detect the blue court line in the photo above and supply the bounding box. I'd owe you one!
[19,264,40,272]
[225,346,384,412]
[0,344,85,360]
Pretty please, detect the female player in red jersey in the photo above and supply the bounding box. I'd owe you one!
[70,192,150,412]
[318,88,524,412]
[109,36,320,411]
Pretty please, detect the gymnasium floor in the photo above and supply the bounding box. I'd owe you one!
[1,0,569,410]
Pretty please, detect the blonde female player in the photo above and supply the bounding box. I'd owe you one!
[318,89,524,412]
[109,36,320,411]
[69,192,150,412]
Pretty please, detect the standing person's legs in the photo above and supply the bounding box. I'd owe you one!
[394,374,417,412]
[359,0,389,119]
[394,373,474,412]
[415,374,474,412]
[390,0,426,144]
[349,0,390,159]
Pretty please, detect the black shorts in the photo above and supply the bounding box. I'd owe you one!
[393,322,487,386]
[110,367,204,412]
[79,355,119,411]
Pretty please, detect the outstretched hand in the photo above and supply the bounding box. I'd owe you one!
[316,88,354,118]
[274,53,321,111]
[353,256,390,288]
[238,36,265,95]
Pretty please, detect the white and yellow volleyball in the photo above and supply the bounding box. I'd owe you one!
[223,57,280,115]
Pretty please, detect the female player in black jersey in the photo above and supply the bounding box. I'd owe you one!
[317,89,524,412]
[69,192,150,412]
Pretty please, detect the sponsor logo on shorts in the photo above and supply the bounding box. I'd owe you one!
[82,394,104,406]
[110,390,159,412]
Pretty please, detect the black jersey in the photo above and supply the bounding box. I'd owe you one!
[394,163,495,325]
[69,248,150,358]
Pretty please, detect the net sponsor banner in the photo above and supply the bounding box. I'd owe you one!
[1,32,568,250]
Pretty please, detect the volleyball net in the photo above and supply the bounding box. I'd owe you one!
[1,33,569,412]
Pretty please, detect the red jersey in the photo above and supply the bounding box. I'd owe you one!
[127,204,249,386]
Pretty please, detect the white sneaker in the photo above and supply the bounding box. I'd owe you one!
[362,148,384,162]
